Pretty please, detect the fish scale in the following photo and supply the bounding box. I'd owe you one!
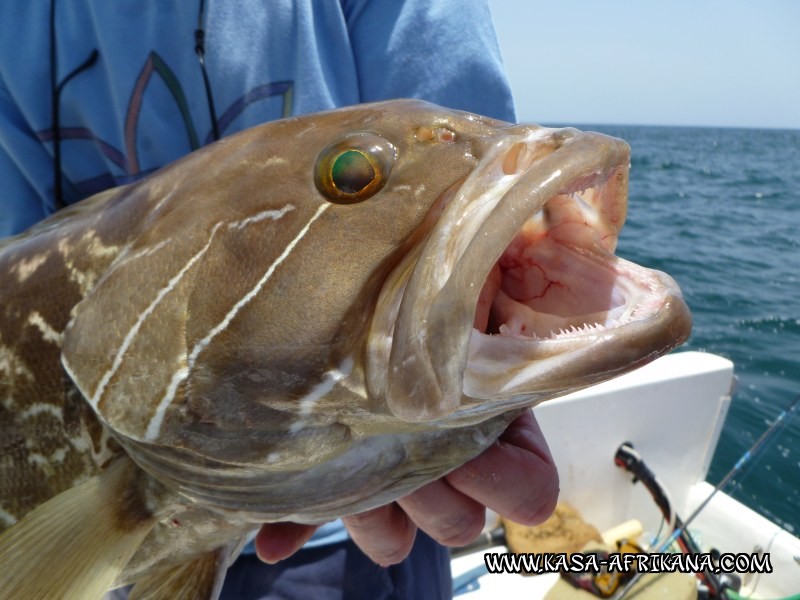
[1,208,119,522]
[0,100,691,599]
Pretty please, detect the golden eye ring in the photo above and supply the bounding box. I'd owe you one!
[314,133,396,204]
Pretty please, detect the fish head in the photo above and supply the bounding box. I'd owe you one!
[373,112,694,424]
[60,99,690,518]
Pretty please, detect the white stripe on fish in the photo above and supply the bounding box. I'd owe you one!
[80,205,296,413]
[144,203,328,441]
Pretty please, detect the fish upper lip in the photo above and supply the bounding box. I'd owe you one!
[382,126,691,423]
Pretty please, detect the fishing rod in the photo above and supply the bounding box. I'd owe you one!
[614,392,800,600]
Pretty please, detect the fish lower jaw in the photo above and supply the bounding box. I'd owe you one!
[462,247,691,402]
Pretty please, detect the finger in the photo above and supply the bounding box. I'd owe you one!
[342,503,417,566]
[254,522,319,564]
[445,410,559,525]
[397,479,485,546]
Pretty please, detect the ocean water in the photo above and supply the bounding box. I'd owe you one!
[585,124,800,534]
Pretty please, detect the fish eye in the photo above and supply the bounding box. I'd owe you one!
[315,133,396,204]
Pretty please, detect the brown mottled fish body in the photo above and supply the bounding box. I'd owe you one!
[0,100,691,598]
[0,188,131,516]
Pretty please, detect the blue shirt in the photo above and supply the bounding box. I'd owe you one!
[0,0,516,237]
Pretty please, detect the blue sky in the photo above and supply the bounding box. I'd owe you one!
[489,1,800,129]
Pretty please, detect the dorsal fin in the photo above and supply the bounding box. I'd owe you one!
[0,458,156,600]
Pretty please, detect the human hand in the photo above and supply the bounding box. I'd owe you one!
[254,409,559,565]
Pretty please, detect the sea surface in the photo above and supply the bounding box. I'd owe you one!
[582,124,800,534]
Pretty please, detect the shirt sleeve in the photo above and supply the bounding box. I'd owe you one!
[341,0,517,123]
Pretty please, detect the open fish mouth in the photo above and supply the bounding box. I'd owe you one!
[378,125,692,422]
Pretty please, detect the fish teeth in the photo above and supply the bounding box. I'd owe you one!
[499,321,605,340]
[547,321,610,338]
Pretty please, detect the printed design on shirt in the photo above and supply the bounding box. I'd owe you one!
[125,51,200,175]
[36,51,293,199]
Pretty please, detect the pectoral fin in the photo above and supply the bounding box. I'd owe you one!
[0,458,156,600]
[128,541,243,600]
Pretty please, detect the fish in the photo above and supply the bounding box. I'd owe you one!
[0,99,691,599]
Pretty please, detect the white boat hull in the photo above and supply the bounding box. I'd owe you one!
[452,351,800,597]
